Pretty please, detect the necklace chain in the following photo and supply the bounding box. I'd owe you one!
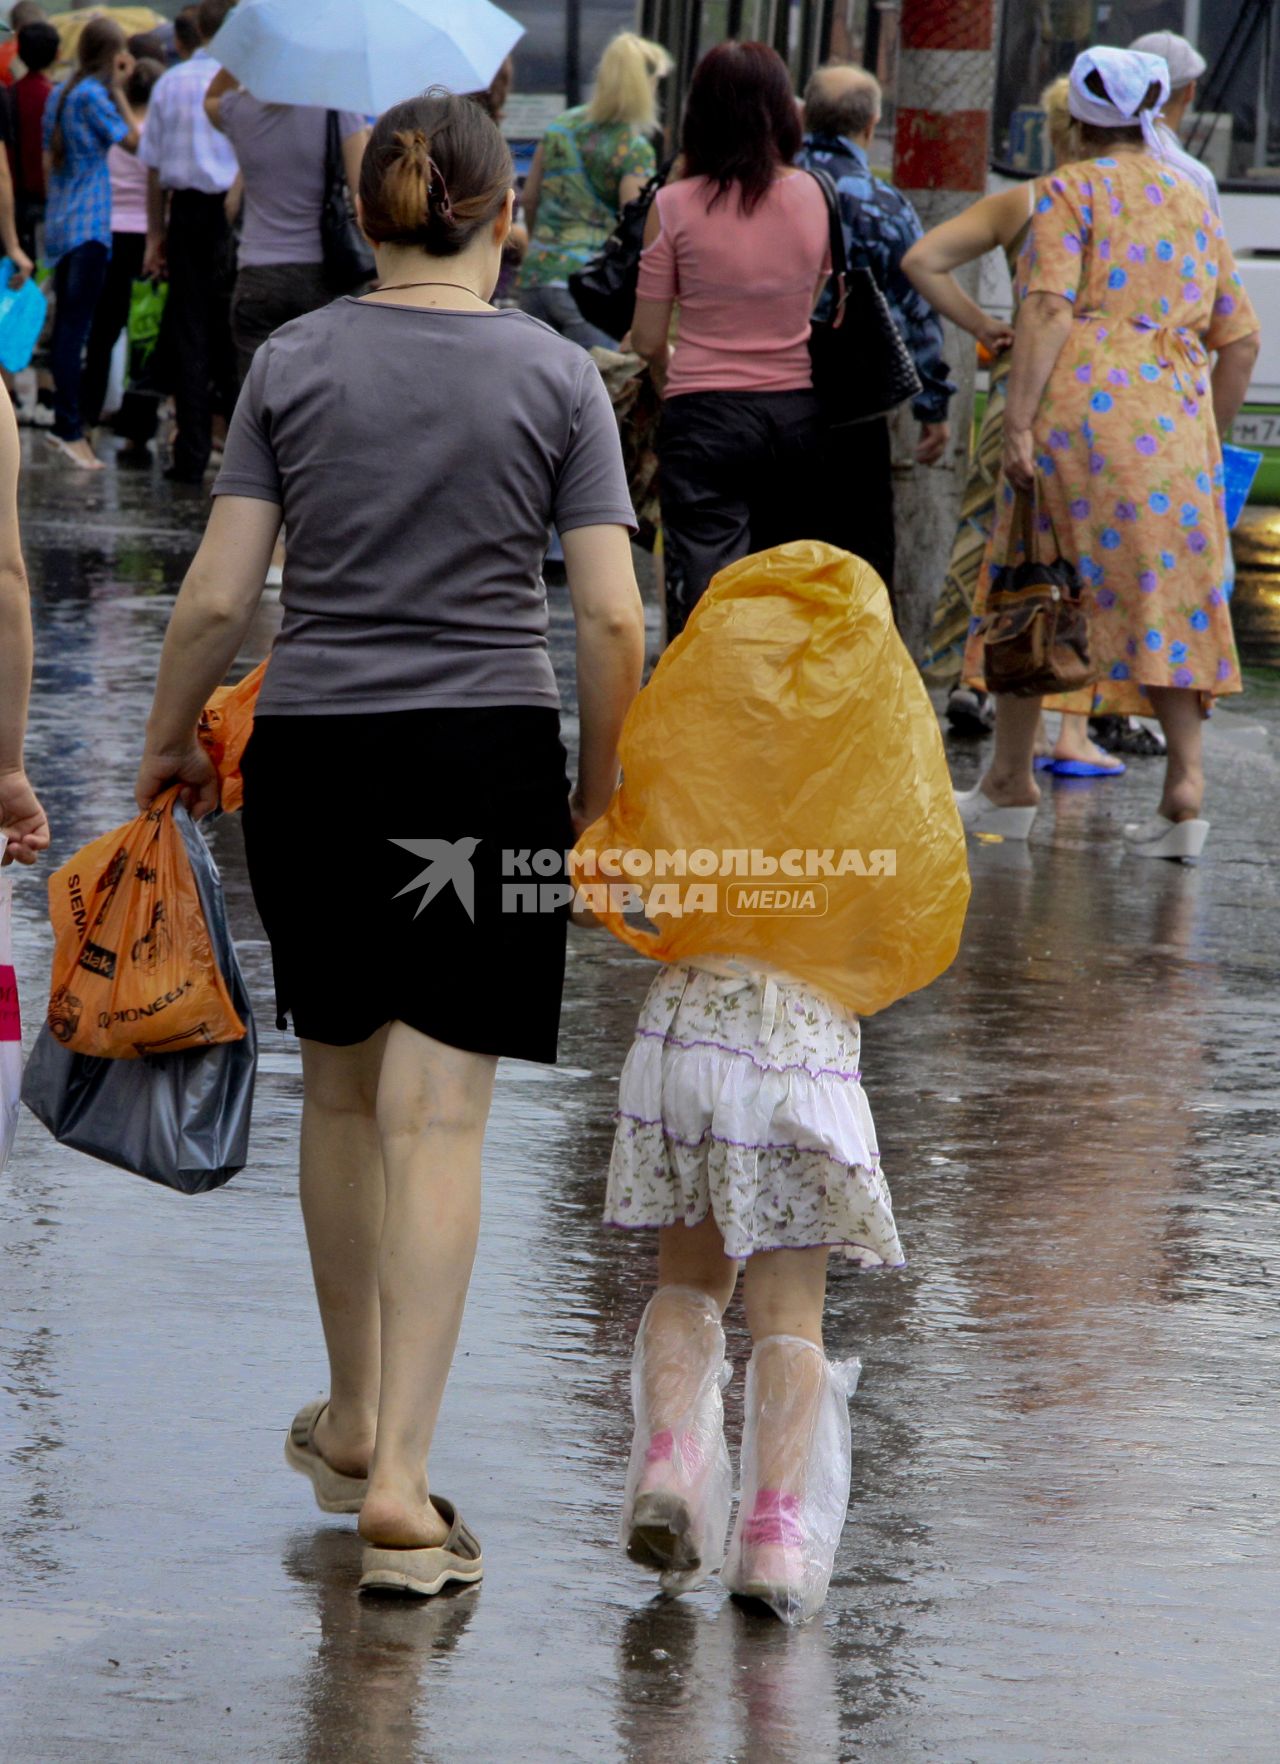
[365,280,491,304]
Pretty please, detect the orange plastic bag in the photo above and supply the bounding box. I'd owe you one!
[198,659,267,814]
[45,786,247,1059]
[573,542,970,1016]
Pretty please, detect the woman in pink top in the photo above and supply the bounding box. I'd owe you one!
[82,56,161,442]
[631,42,831,637]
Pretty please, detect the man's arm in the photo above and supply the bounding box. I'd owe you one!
[144,167,167,277]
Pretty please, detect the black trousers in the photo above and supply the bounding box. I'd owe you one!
[230,260,332,389]
[658,388,826,639]
[162,189,235,478]
[81,231,145,431]
[818,415,897,614]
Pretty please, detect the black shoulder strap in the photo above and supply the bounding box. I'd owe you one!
[802,165,848,280]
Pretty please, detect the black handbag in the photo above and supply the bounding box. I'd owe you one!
[569,160,671,342]
[805,166,922,427]
[981,484,1096,697]
[321,111,375,293]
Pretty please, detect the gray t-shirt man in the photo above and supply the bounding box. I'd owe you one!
[214,300,636,716]
[219,93,366,267]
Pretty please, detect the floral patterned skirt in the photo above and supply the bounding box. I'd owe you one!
[605,963,904,1268]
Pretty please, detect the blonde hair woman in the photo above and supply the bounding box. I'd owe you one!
[518,31,672,347]
[903,77,1119,776]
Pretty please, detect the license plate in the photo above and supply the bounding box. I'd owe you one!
[1231,411,1280,448]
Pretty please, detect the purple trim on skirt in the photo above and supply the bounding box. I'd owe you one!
[634,1027,862,1084]
[601,1211,906,1268]
[615,1111,880,1169]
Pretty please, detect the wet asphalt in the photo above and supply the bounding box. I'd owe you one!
[1,439,1277,1763]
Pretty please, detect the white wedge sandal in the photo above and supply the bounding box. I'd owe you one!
[953,784,1038,841]
[1122,815,1209,860]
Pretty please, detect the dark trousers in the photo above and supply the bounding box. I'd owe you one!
[81,231,146,430]
[163,189,235,479]
[230,260,332,388]
[818,415,897,614]
[50,240,109,442]
[658,388,826,639]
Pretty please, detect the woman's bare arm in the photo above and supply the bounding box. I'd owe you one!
[1002,291,1074,492]
[1211,332,1260,436]
[562,524,645,833]
[902,185,1029,347]
[0,396,47,863]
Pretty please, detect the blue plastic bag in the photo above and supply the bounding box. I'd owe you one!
[1221,443,1262,530]
[0,260,47,374]
[21,806,256,1194]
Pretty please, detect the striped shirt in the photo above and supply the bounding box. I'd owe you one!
[139,50,237,194]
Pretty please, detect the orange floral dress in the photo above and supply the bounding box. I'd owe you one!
[962,151,1260,714]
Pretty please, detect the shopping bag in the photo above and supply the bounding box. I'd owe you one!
[44,786,246,1059]
[198,659,267,814]
[22,804,256,1193]
[0,258,47,373]
[0,845,22,1175]
[573,542,970,1017]
[126,276,167,379]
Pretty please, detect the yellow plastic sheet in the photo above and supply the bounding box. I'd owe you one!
[574,542,970,1016]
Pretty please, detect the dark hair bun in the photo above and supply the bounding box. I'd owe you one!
[360,92,513,258]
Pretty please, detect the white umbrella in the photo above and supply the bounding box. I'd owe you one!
[207,0,524,117]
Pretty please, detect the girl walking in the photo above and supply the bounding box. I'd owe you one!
[578,540,968,1622]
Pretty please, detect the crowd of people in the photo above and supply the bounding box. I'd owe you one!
[0,19,1262,1626]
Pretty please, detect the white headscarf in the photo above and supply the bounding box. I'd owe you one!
[1068,46,1171,160]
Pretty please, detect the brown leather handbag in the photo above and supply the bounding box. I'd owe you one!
[981,485,1096,697]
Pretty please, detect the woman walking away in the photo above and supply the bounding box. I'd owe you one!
[42,17,143,469]
[134,94,645,1596]
[904,77,1121,778]
[631,42,832,639]
[951,47,1259,859]
[517,31,671,347]
[81,56,162,445]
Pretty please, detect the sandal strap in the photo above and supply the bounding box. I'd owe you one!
[430,1496,482,1562]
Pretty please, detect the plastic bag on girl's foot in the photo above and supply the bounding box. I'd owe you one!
[723,1336,861,1625]
[41,786,247,1060]
[0,850,22,1175]
[21,804,256,1193]
[198,660,267,814]
[621,1287,734,1592]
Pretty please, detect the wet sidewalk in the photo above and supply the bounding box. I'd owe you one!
[1,445,1277,1762]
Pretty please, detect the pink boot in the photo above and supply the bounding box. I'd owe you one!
[730,1489,807,1606]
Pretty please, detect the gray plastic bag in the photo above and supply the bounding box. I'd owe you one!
[21,805,256,1194]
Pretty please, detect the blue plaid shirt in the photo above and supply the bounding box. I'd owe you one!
[42,76,129,266]
[796,132,955,424]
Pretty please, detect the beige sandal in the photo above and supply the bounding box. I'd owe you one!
[284,1399,368,1514]
[359,1497,484,1597]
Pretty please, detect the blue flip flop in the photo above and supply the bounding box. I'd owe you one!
[1051,758,1127,777]
[1033,754,1056,771]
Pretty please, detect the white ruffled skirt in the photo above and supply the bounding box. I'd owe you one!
[605,962,903,1267]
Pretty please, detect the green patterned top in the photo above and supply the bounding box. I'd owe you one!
[519,106,656,289]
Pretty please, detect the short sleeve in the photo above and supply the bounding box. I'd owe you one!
[86,82,128,149]
[1017,172,1087,306]
[618,128,656,185]
[1204,223,1260,351]
[217,85,243,143]
[337,110,366,139]
[635,186,677,303]
[553,359,637,535]
[213,345,283,504]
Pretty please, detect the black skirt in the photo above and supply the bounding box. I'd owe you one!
[240,706,573,1062]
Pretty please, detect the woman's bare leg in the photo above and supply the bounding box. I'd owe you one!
[359,1022,497,1549]
[298,1030,389,1477]
[1053,711,1122,770]
[980,694,1043,807]
[1146,686,1205,822]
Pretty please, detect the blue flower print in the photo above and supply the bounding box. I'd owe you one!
[1195,228,1208,251]
[1036,454,1055,476]
[1144,630,1163,651]
[1110,662,1130,680]
[1195,471,1211,493]
[1070,498,1090,519]
[1174,666,1195,687]
[1099,238,1112,261]
[1212,463,1225,487]
[1100,528,1121,550]
[1036,194,1052,213]
[1149,492,1170,513]
[1169,641,1188,664]
[1096,587,1117,609]
[1090,391,1114,413]
[1156,239,1174,261]
[1108,267,1127,290]
[1157,415,1176,433]
[1189,608,1210,631]
[1180,503,1199,527]
[1181,254,1196,277]
[1140,364,1160,382]
[1138,570,1157,593]
[1160,550,1176,569]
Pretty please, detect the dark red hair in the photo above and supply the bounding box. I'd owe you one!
[681,41,801,214]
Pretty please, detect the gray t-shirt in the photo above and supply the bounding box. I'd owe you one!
[213,300,636,715]
[219,94,365,267]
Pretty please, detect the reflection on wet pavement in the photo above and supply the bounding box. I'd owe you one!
[1,444,1277,1761]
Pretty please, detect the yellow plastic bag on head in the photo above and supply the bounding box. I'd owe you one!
[573,542,970,1016]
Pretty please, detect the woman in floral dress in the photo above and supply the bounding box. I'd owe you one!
[956,47,1260,858]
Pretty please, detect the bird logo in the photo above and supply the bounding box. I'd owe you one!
[388,837,480,922]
